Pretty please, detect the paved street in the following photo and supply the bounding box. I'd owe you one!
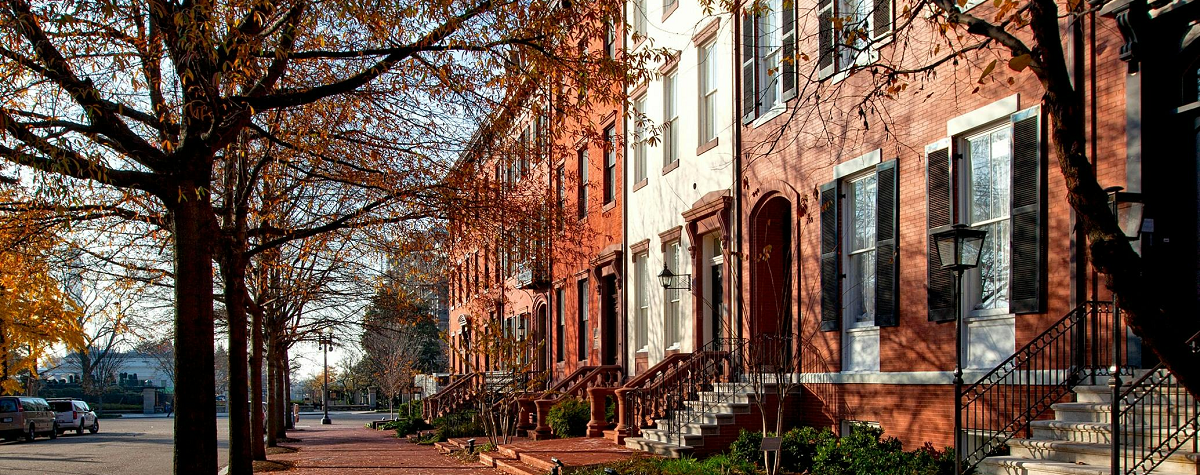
[0,412,387,474]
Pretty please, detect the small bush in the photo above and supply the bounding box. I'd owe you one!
[728,429,763,466]
[780,426,834,473]
[427,411,483,442]
[700,453,756,475]
[385,417,430,437]
[546,398,590,438]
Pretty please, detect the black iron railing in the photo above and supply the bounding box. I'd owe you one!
[957,300,1121,473]
[661,337,751,445]
[1117,364,1199,475]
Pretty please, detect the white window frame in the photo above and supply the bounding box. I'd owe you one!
[842,170,878,330]
[633,96,648,183]
[960,123,1014,319]
[698,41,718,145]
[664,241,682,350]
[663,71,679,167]
[757,0,784,112]
[635,252,650,352]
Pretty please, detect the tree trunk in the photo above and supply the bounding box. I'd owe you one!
[1024,0,1200,397]
[266,332,279,448]
[250,298,266,460]
[220,259,251,475]
[171,196,217,475]
[283,346,294,431]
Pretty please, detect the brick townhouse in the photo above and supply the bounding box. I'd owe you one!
[432,0,1200,470]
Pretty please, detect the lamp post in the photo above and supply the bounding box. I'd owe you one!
[1104,186,1143,473]
[657,265,690,290]
[932,223,987,475]
[318,332,334,425]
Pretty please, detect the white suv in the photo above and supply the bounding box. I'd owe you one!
[47,399,98,436]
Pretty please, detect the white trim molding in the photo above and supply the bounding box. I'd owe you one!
[947,94,1020,136]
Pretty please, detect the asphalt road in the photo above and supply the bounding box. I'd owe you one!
[0,411,386,475]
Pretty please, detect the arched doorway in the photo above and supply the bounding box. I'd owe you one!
[749,196,793,338]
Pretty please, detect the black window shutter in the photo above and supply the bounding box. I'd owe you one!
[874,160,899,327]
[1009,107,1046,314]
[817,0,835,78]
[872,0,892,40]
[741,9,757,124]
[926,140,955,322]
[780,0,797,102]
[820,181,840,332]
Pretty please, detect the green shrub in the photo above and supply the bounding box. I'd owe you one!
[384,417,430,436]
[547,398,590,438]
[780,426,834,473]
[427,411,483,442]
[605,395,617,423]
[728,429,763,466]
[700,453,756,475]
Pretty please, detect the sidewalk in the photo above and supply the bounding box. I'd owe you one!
[268,424,502,474]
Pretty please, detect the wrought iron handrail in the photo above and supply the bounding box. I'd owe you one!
[661,336,796,446]
[1117,363,1199,475]
[423,373,474,420]
[619,353,692,433]
[957,300,1120,473]
[427,372,483,420]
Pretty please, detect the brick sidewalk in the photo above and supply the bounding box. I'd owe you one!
[268,425,502,474]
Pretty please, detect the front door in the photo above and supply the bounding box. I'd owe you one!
[711,263,723,341]
[602,275,619,366]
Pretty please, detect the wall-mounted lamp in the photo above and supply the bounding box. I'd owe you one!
[658,265,691,290]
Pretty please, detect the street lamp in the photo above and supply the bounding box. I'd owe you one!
[1104,186,1144,471]
[318,332,335,425]
[931,223,986,475]
[658,265,690,290]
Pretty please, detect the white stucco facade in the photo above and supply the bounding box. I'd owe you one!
[623,0,736,375]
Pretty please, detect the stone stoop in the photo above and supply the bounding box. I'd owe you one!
[479,436,644,475]
[623,383,799,459]
[976,385,1199,475]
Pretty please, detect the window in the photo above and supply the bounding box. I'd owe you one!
[556,164,566,230]
[577,147,589,219]
[819,159,898,332]
[604,21,616,58]
[664,241,682,349]
[741,0,795,122]
[635,252,650,351]
[925,106,1045,322]
[699,41,718,144]
[757,0,782,112]
[964,126,1013,314]
[631,0,647,42]
[633,96,647,183]
[556,288,565,362]
[604,126,616,204]
[663,71,679,167]
[845,172,878,327]
[578,278,590,361]
[817,0,892,78]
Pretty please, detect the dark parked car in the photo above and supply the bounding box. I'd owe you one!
[47,399,98,435]
[0,396,56,442]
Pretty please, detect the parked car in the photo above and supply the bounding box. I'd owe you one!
[0,396,57,442]
[47,399,98,435]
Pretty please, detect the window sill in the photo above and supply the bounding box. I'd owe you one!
[662,160,680,176]
[636,347,648,354]
[661,1,678,22]
[602,201,617,212]
[665,343,681,352]
[696,137,719,156]
[632,178,648,192]
[751,105,786,129]
[844,325,879,334]
[967,311,1014,323]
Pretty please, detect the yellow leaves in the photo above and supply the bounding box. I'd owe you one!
[1008,54,1032,72]
[978,59,997,83]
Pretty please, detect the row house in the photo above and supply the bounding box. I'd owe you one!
[434,0,1198,470]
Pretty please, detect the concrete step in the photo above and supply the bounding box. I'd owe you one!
[697,391,754,404]
[479,451,509,468]
[639,427,705,446]
[1031,420,1200,445]
[495,458,542,475]
[1053,402,1199,424]
[1075,383,1193,405]
[1007,438,1200,474]
[624,436,694,458]
[682,400,753,414]
[655,411,735,427]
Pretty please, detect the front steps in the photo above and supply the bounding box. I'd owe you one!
[469,436,643,475]
[623,382,799,458]
[976,385,1200,475]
